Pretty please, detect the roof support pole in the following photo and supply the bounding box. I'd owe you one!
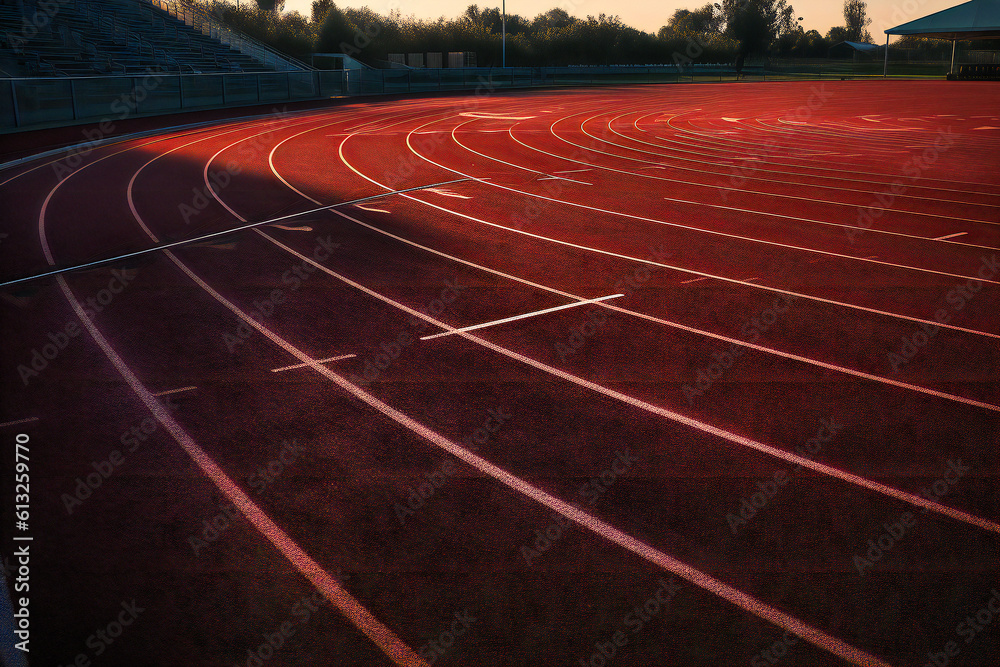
[950,39,956,74]
[883,33,889,77]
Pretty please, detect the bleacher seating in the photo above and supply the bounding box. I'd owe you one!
[0,0,273,77]
[956,64,1000,80]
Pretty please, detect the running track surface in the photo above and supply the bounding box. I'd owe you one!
[1,80,998,666]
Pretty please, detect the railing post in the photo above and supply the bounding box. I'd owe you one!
[10,79,20,129]
[69,78,78,120]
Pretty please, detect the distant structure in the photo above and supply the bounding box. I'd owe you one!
[386,52,477,69]
[884,0,1000,76]
[828,40,881,61]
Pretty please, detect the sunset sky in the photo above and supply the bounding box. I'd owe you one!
[280,0,961,41]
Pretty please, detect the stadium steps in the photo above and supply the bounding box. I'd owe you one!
[0,0,276,76]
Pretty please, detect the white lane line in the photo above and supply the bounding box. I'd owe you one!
[574,108,1000,204]
[152,386,197,397]
[538,175,593,185]
[460,115,1000,255]
[326,138,1000,417]
[401,121,1000,341]
[424,187,472,199]
[160,237,893,667]
[272,354,357,373]
[59,271,426,667]
[553,168,592,174]
[355,204,390,213]
[744,277,759,283]
[0,417,38,428]
[420,294,624,341]
[117,116,430,667]
[277,149,1000,536]
[681,277,708,284]
[270,224,313,232]
[935,232,968,241]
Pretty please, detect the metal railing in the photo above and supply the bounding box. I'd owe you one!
[136,0,312,72]
[0,61,954,133]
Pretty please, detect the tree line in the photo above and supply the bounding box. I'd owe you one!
[199,0,993,66]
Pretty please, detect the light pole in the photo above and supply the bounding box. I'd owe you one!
[502,0,506,68]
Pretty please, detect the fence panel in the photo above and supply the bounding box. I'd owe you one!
[13,78,75,126]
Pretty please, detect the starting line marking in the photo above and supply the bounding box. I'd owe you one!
[152,386,197,397]
[935,231,968,241]
[538,175,593,185]
[0,417,38,428]
[272,354,357,373]
[421,294,624,341]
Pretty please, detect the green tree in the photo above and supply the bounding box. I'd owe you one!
[722,0,795,57]
[843,0,873,43]
[311,0,332,23]
[315,2,358,54]
[255,0,285,12]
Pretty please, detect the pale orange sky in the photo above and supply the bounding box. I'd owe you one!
[280,0,961,41]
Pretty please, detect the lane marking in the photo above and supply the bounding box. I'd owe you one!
[401,119,1000,341]
[114,119,433,665]
[681,277,708,284]
[420,294,624,340]
[355,204,390,213]
[580,107,1000,201]
[155,234,894,667]
[423,187,472,199]
[935,232,968,241]
[459,114,1000,255]
[0,417,38,428]
[7,178,471,288]
[272,354,357,373]
[289,147,1000,522]
[270,224,313,232]
[538,175,593,185]
[60,270,427,667]
[152,386,197,397]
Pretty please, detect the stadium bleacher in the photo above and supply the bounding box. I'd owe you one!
[0,0,272,77]
[954,63,1000,80]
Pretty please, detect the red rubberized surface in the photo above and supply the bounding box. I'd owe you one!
[1,81,999,666]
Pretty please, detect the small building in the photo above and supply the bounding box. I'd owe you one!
[828,41,882,60]
[447,51,477,68]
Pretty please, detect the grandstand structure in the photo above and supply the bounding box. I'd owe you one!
[0,0,306,77]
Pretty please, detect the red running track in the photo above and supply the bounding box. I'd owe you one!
[1,81,998,666]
